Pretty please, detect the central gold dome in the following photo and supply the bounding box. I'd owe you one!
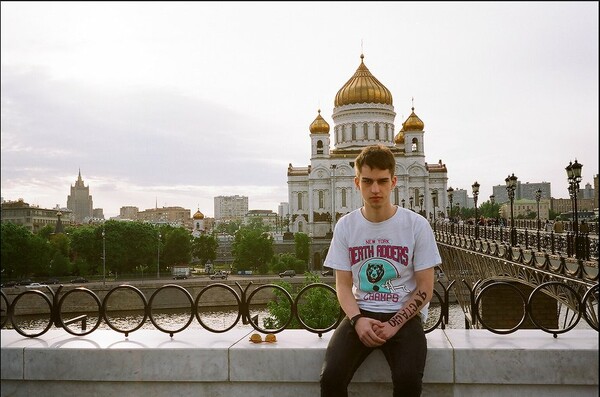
[334,54,393,107]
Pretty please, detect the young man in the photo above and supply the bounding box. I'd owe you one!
[320,144,442,397]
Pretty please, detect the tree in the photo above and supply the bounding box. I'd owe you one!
[1,223,36,279]
[232,225,273,273]
[294,232,310,264]
[270,253,305,274]
[264,272,340,330]
[162,227,192,267]
[191,234,218,266]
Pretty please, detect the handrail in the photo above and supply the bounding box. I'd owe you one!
[1,278,597,338]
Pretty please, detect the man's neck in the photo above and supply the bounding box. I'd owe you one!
[361,204,397,223]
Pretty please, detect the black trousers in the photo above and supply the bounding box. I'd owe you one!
[320,311,427,397]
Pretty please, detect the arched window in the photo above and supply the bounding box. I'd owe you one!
[412,137,418,152]
[341,188,347,207]
[351,124,356,141]
[363,123,368,139]
[340,125,345,143]
[297,192,303,210]
[375,123,380,140]
[317,140,323,155]
[318,190,324,209]
[394,187,399,205]
[385,124,389,141]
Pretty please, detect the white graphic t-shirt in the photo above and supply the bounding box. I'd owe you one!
[324,206,442,317]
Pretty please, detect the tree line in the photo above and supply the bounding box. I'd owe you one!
[0,218,310,282]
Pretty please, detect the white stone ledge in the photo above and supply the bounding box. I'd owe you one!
[1,328,598,397]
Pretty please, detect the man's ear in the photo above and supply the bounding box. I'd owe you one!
[354,176,360,190]
[391,175,398,189]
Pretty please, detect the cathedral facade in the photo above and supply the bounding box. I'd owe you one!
[287,54,449,238]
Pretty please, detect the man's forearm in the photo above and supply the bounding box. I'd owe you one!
[387,288,431,328]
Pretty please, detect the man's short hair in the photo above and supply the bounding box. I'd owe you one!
[354,144,396,177]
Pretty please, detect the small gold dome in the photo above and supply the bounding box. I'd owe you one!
[334,54,393,107]
[403,107,424,131]
[309,109,330,134]
[193,210,204,220]
[394,128,405,144]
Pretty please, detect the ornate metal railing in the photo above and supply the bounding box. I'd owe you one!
[1,276,597,339]
[433,221,599,261]
[434,225,598,336]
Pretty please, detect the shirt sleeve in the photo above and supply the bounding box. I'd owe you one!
[412,217,442,271]
[323,218,351,271]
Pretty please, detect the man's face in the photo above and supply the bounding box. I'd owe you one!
[355,165,397,210]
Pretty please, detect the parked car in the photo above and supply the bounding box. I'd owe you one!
[173,274,188,280]
[25,282,47,289]
[71,277,88,284]
[18,279,33,286]
[279,270,296,278]
[210,271,228,280]
[321,268,334,276]
[44,278,60,285]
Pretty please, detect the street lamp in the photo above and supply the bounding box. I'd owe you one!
[419,193,424,214]
[401,198,405,208]
[472,181,480,239]
[535,189,542,231]
[409,196,414,211]
[566,160,583,259]
[431,190,438,228]
[157,232,161,279]
[490,194,497,227]
[447,187,454,233]
[102,226,106,286]
[505,173,518,246]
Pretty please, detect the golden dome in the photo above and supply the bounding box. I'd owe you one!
[309,109,330,134]
[193,210,204,220]
[334,54,393,107]
[403,107,424,131]
[394,128,405,144]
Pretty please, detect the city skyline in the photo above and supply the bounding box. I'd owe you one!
[1,2,598,218]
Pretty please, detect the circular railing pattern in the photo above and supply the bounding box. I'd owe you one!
[1,278,597,338]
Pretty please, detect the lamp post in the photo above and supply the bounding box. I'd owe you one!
[409,196,414,211]
[401,198,405,208]
[566,160,583,259]
[431,190,438,229]
[505,173,518,246]
[102,226,106,286]
[535,189,542,231]
[472,181,480,239]
[157,232,161,279]
[447,187,454,233]
[419,193,424,215]
[490,194,497,227]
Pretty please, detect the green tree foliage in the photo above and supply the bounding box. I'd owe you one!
[294,232,310,264]
[162,227,192,267]
[270,253,305,274]
[214,220,242,236]
[1,223,37,279]
[232,223,273,273]
[191,234,218,265]
[264,272,340,330]
[478,201,500,219]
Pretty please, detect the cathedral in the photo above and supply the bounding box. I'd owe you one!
[287,54,448,238]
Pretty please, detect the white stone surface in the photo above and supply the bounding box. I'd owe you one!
[1,328,598,397]
[446,329,599,385]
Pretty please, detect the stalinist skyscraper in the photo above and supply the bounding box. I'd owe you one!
[67,169,93,224]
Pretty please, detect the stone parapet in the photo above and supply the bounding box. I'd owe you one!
[1,328,597,396]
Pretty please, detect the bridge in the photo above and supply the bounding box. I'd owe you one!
[432,221,598,334]
[1,222,598,396]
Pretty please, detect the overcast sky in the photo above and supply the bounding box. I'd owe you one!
[1,2,598,218]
